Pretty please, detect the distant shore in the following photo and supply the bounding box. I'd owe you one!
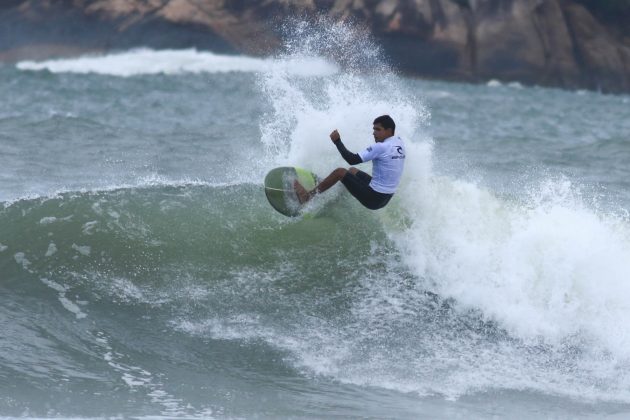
[1,0,629,93]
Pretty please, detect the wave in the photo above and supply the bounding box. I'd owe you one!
[394,172,630,352]
[1,183,272,276]
[0,181,373,301]
[5,177,630,404]
[15,48,339,77]
[263,21,630,362]
[250,20,630,402]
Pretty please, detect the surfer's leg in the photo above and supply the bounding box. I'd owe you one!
[294,168,347,204]
[340,170,391,209]
[314,168,348,194]
[293,181,312,204]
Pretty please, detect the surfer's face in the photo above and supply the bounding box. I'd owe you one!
[373,123,393,142]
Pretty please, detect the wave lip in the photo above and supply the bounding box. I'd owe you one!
[15,48,339,77]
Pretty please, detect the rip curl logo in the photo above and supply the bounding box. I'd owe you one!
[392,146,405,159]
[367,146,373,152]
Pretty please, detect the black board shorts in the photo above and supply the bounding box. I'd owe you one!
[341,170,393,210]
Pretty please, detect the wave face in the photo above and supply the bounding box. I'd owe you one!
[3,19,630,418]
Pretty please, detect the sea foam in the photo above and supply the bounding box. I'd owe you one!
[16,48,338,77]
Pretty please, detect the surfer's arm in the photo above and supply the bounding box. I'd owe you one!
[333,138,362,165]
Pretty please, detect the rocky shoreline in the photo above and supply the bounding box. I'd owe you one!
[2,0,629,93]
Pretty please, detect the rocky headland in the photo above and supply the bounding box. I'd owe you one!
[1,0,629,93]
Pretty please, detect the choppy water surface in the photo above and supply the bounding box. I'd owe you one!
[2,23,630,419]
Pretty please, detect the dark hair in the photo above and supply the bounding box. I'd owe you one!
[373,115,395,133]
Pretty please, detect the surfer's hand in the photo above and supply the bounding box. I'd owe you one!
[330,130,340,142]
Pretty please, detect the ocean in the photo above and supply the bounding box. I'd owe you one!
[2,23,630,419]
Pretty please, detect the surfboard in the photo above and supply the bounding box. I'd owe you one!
[264,166,319,217]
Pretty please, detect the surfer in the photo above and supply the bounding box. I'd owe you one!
[294,115,405,210]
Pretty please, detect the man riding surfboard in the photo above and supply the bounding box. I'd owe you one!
[294,115,405,210]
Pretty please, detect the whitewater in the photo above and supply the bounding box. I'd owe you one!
[2,22,630,419]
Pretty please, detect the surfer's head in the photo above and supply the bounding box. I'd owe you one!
[373,115,395,142]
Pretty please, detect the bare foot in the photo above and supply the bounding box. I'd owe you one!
[293,180,312,204]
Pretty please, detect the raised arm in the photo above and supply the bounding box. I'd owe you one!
[330,129,362,165]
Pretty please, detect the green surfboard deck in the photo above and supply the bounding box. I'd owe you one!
[264,166,319,217]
